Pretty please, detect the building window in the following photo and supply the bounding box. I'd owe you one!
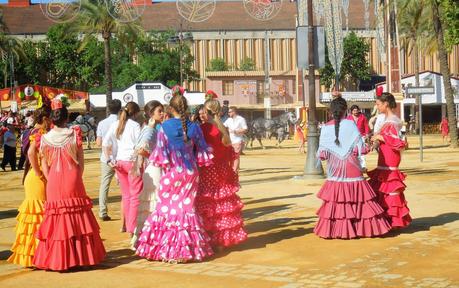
[223,81,234,95]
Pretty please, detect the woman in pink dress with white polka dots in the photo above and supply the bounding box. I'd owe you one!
[135,87,214,263]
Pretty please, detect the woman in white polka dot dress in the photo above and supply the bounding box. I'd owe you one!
[135,86,214,263]
[130,100,164,249]
[196,98,247,250]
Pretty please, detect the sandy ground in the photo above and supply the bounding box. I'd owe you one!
[0,134,458,288]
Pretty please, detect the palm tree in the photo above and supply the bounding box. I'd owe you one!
[0,34,24,88]
[75,0,144,115]
[397,0,433,86]
[397,0,434,133]
[431,0,458,147]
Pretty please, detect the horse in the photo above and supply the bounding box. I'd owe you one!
[247,111,296,148]
[69,114,96,149]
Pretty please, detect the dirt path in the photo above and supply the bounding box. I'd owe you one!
[1,135,458,288]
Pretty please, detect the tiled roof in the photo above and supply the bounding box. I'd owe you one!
[1,1,376,35]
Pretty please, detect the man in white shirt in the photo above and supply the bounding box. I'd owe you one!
[224,106,248,173]
[97,99,121,221]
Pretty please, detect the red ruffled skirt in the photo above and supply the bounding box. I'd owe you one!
[368,168,412,228]
[33,197,106,271]
[314,180,391,239]
[196,162,247,247]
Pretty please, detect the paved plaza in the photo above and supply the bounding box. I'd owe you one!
[0,135,458,288]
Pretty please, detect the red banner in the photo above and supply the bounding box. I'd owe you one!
[0,84,89,103]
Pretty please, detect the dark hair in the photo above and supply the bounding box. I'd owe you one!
[51,107,69,127]
[144,100,163,119]
[350,105,360,111]
[108,99,122,115]
[33,106,51,126]
[329,96,348,146]
[169,94,189,142]
[378,92,397,109]
[116,102,140,139]
[192,104,204,123]
[229,106,237,112]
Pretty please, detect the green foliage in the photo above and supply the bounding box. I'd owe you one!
[11,24,105,91]
[319,32,371,90]
[92,31,199,91]
[207,58,229,71]
[440,0,459,50]
[239,57,256,71]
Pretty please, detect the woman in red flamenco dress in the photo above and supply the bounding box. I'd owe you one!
[368,92,412,229]
[440,117,449,144]
[33,101,106,271]
[314,96,391,239]
[196,98,247,249]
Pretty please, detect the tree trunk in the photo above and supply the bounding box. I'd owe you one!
[432,0,458,148]
[103,33,113,117]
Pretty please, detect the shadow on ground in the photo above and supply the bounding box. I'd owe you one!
[0,209,17,220]
[243,204,294,221]
[100,249,139,268]
[0,250,12,260]
[240,174,299,186]
[385,212,459,237]
[244,193,312,205]
[401,168,449,175]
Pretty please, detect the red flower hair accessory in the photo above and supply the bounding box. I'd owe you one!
[172,85,185,97]
[376,86,384,97]
[51,98,63,110]
[51,93,70,110]
[205,90,218,100]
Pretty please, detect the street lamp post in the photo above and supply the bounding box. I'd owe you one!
[169,23,193,87]
[303,0,324,178]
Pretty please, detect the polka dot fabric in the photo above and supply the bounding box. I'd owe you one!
[196,123,247,248]
[136,124,214,262]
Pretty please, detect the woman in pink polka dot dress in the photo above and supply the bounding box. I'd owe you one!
[196,99,247,249]
[135,88,214,263]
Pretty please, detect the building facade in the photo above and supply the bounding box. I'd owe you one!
[2,0,459,119]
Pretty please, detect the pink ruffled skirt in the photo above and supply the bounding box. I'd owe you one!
[314,180,391,239]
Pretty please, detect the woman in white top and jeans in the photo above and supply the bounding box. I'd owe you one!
[103,102,142,238]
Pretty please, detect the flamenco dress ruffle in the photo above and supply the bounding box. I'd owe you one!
[135,124,214,262]
[196,161,247,247]
[314,179,392,239]
[32,127,106,271]
[368,168,412,228]
[8,131,46,267]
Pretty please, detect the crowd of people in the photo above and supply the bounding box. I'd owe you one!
[7,86,248,270]
[0,110,35,171]
[5,88,413,271]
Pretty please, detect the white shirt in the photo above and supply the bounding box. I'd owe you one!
[103,119,141,162]
[224,115,248,144]
[97,114,118,163]
[374,113,386,134]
